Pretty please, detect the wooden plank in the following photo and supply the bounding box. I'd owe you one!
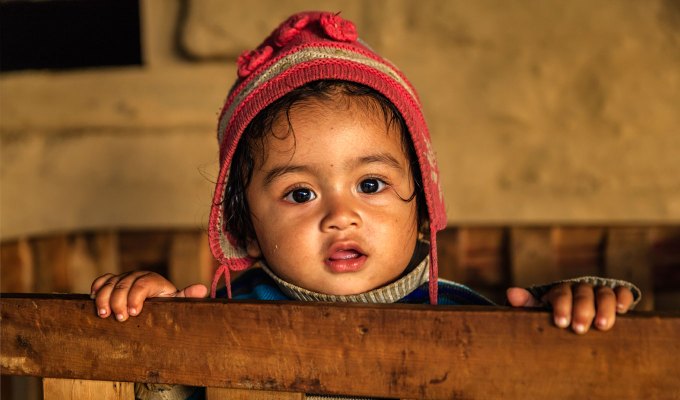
[605,228,654,311]
[6,232,119,295]
[207,387,304,400]
[66,235,101,294]
[2,295,679,399]
[437,227,508,287]
[169,231,213,290]
[456,227,507,287]
[649,227,680,291]
[510,227,557,287]
[32,235,70,292]
[0,238,34,292]
[0,240,41,400]
[43,378,133,400]
[552,227,604,277]
[439,227,507,304]
[654,291,680,311]
[118,231,172,274]
[434,227,459,282]
[93,231,121,277]
[1,375,41,400]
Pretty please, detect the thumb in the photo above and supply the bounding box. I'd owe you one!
[506,287,542,308]
[176,284,209,299]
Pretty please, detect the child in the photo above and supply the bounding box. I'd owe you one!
[91,11,640,396]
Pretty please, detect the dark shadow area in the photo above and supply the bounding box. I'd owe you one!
[0,0,142,72]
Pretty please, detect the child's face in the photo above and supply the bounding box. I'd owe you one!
[244,95,419,295]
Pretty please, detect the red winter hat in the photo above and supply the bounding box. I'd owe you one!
[208,11,446,304]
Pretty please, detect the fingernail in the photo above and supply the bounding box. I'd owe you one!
[99,308,107,316]
[597,317,608,329]
[116,314,125,321]
[555,316,569,328]
[90,292,96,299]
[574,324,586,334]
[129,308,137,316]
[617,303,626,313]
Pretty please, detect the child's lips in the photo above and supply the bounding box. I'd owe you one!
[329,249,361,260]
[325,245,367,272]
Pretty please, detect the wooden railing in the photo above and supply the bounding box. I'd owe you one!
[2,294,679,399]
[3,226,679,311]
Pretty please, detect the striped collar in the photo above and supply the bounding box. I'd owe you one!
[259,257,429,303]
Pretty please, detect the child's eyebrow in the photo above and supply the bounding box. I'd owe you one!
[263,165,310,187]
[262,153,405,187]
[355,153,405,171]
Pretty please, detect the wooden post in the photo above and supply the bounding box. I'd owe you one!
[435,227,459,282]
[66,235,101,294]
[649,227,680,310]
[552,227,604,277]
[118,231,172,273]
[93,231,121,277]
[510,227,556,287]
[169,231,213,291]
[43,378,133,400]
[32,235,71,293]
[456,227,507,287]
[207,387,304,400]
[606,227,654,311]
[0,238,34,292]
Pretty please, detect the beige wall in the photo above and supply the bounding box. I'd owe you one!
[2,0,679,240]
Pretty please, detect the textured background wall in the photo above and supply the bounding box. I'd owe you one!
[2,0,679,240]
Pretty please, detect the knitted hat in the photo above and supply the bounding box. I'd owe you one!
[208,11,446,304]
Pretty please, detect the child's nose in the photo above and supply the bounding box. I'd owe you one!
[320,195,361,232]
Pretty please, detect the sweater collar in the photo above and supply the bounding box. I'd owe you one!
[258,256,429,303]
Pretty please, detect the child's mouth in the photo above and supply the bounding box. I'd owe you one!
[325,249,367,273]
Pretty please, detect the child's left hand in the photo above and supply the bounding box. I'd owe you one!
[506,283,634,334]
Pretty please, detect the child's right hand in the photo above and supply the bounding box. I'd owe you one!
[90,272,208,322]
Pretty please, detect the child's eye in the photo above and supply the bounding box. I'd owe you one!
[358,178,387,194]
[284,188,317,203]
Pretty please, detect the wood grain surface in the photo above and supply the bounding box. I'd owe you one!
[2,294,679,399]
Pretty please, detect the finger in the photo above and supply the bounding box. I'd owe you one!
[594,286,617,331]
[94,274,123,318]
[90,273,116,298]
[571,283,596,335]
[547,283,572,329]
[125,272,179,316]
[177,284,209,299]
[506,287,542,307]
[108,272,148,322]
[615,287,634,314]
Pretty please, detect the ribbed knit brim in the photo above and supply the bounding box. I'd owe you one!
[208,11,446,304]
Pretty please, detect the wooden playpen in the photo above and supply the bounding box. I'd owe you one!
[2,225,679,399]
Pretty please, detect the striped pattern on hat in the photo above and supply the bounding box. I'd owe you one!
[208,11,446,303]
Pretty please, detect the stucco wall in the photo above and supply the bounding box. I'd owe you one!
[2,0,679,239]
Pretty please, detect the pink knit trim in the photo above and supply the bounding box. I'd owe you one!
[211,264,230,298]
[207,172,229,261]
[429,227,439,305]
[217,43,418,158]
[219,59,422,161]
[210,257,254,299]
[219,40,415,138]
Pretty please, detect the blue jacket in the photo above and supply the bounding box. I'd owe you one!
[227,267,495,306]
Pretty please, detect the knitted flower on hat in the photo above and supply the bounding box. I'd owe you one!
[209,11,446,303]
